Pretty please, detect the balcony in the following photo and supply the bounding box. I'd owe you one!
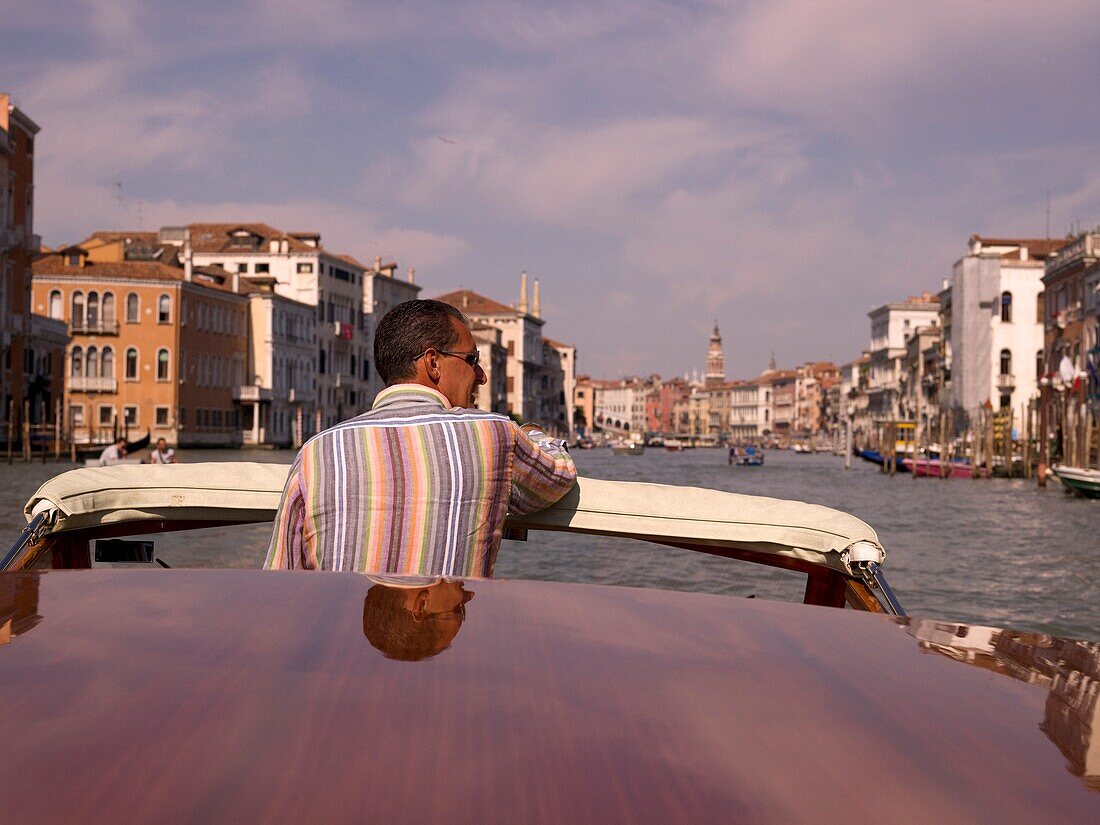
[70,320,120,336]
[233,385,273,402]
[69,377,117,393]
[996,373,1016,391]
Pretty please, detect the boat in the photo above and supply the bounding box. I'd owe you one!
[2,463,1098,819]
[902,457,987,479]
[82,457,143,468]
[73,430,151,461]
[735,446,765,466]
[610,442,645,456]
[792,443,811,454]
[1051,465,1100,499]
[856,448,911,472]
[664,438,684,452]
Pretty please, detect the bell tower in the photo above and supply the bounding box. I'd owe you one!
[705,323,725,388]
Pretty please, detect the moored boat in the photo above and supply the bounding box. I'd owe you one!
[1051,465,1100,499]
[902,457,987,479]
[610,442,645,456]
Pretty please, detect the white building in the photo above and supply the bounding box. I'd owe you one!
[174,223,374,429]
[594,378,649,440]
[362,256,420,400]
[543,338,577,438]
[436,278,546,421]
[867,294,940,422]
[728,379,771,442]
[242,278,317,446]
[949,235,1066,419]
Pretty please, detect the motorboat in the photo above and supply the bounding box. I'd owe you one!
[734,446,765,466]
[2,463,1098,820]
[664,438,684,452]
[610,441,645,456]
[902,457,987,479]
[1051,465,1100,499]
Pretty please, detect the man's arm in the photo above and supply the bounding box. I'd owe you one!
[508,424,577,515]
[265,460,309,569]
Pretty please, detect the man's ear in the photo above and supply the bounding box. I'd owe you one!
[423,350,442,382]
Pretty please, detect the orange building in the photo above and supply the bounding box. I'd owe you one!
[32,248,249,448]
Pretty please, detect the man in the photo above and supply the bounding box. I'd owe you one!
[98,437,126,464]
[150,438,177,464]
[267,299,577,576]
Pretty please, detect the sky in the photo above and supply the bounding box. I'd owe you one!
[3,0,1100,379]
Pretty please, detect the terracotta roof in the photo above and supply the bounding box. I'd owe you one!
[972,235,1072,259]
[435,289,516,315]
[331,253,368,270]
[33,254,184,283]
[82,231,159,244]
[542,337,573,349]
[187,223,320,254]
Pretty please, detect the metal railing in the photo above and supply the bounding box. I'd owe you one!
[69,376,118,393]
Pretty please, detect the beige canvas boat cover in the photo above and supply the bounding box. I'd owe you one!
[24,463,883,574]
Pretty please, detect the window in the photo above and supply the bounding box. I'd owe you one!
[157,348,170,381]
[102,292,115,323]
[67,253,81,266]
[238,262,249,274]
[101,346,114,378]
[155,406,170,427]
[125,348,139,380]
[126,293,139,323]
[123,406,138,427]
[255,263,270,274]
[1036,350,1044,380]
[86,346,99,378]
[98,405,114,426]
[1000,291,1013,323]
[297,262,313,274]
[1036,292,1044,324]
[1000,349,1012,376]
[72,291,85,324]
[71,346,83,377]
[158,294,171,323]
[87,292,99,325]
[48,290,62,319]
[70,405,84,427]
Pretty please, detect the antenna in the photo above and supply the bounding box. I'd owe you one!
[113,181,123,231]
[1045,189,1050,239]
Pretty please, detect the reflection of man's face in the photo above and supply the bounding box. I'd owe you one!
[363,579,474,661]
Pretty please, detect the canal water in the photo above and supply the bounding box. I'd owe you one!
[2,448,1096,639]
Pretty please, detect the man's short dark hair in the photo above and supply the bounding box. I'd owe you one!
[374,299,469,384]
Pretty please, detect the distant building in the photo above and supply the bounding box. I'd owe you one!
[594,377,649,440]
[0,93,44,440]
[867,293,941,423]
[363,256,420,400]
[541,338,576,438]
[729,377,772,442]
[470,323,509,415]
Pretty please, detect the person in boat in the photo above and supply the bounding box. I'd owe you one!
[98,437,126,463]
[149,438,177,464]
[266,299,577,575]
[362,577,474,661]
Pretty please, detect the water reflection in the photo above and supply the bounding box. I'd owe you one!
[0,572,43,645]
[906,619,1100,791]
[362,577,474,661]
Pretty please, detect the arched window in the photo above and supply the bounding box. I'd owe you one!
[48,290,62,320]
[158,294,171,323]
[157,348,170,381]
[126,293,139,323]
[101,347,114,378]
[1000,349,1012,375]
[1036,350,1044,380]
[87,291,99,326]
[1000,291,1013,323]
[72,291,85,324]
[86,346,99,379]
[125,348,139,380]
[102,292,115,324]
[71,346,83,378]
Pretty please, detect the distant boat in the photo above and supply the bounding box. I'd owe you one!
[735,446,764,467]
[1051,465,1100,498]
[664,439,684,452]
[902,458,985,479]
[856,449,911,472]
[792,444,811,454]
[611,442,645,456]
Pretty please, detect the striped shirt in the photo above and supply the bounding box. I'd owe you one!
[265,384,577,577]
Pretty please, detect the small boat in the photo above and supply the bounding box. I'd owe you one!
[792,443,811,454]
[1051,465,1100,499]
[74,430,151,460]
[611,442,645,456]
[856,449,911,473]
[736,446,765,466]
[902,458,986,479]
[664,439,684,453]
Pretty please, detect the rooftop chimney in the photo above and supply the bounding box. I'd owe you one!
[408,267,415,284]
[532,278,541,318]
[374,256,382,273]
[519,271,529,313]
[182,233,193,282]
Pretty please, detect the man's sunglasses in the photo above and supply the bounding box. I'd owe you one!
[418,348,480,368]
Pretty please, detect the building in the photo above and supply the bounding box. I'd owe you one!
[728,377,772,443]
[793,362,839,436]
[362,256,420,400]
[645,377,690,435]
[541,338,576,438]
[899,325,943,445]
[470,323,509,415]
[866,293,941,423]
[436,279,547,421]
[0,93,44,442]
[32,249,250,446]
[769,370,797,441]
[593,376,650,440]
[182,223,374,429]
[242,278,318,447]
[949,235,1067,421]
[573,375,599,437]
